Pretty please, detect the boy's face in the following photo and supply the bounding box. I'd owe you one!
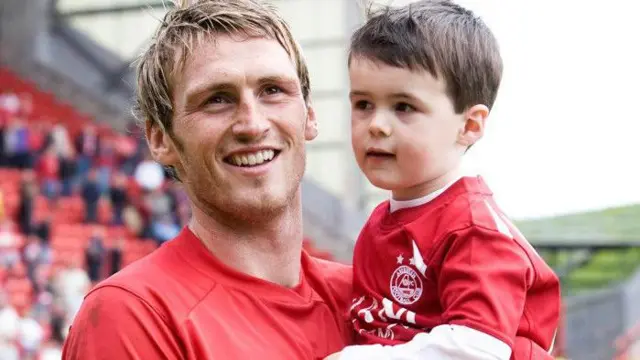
[349,57,481,200]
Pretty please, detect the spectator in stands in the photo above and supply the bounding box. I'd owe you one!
[121,204,144,237]
[0,94,24,168]
[58,148,76,197]
[52,255,89,328]
[35,145,60,200]
[95,138,115,194]
[4,117,32,169]
[0,189,4,222]
[81,169,100,223]
[133,152,165,191]
[18,93,33,120]
[0,91,21,115]
[0,128,5,168]
[0,290,20,360]
[29,121,48,157]
[62,1,352,358]
[113,132,137,174]
[74,124,99,182]
[0,218,18,249]
[33,216,51,246]
[144,187,172,220]
[108,238,124,276]
[31,267,53,320]
[0,106,8,166]
[39,339,63,360]
[0,289,20,344]
[3,262,31,315]
[108,171,128,225]
[22,234,44,284]
[0,222,20,268]
[17,171,37,234]
[17,308,45,360]
[149,214,180,245]
[48,124,72,158]
[0,338,19,360]
[84,230,105,283]
[48,301,66,345]
[166,180,189,223]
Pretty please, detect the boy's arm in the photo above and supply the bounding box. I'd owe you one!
[62,286,183,360]
[330,334,553,360]
[331,324,510,360]
[334,225,536,360]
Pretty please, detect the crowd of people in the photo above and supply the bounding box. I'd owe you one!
[0,89,189,359]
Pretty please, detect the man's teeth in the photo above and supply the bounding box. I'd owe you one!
[231,149,275,167]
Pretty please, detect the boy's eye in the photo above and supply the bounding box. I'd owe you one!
[354,100,372,110]
[395,102,415,113]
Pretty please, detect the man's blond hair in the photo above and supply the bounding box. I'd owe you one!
[133,0,310,133]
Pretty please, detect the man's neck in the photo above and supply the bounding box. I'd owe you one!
[188,198,304,288]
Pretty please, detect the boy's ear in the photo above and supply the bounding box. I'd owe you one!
[304,103,318,141]
[145,120,180,167]
[458,104,489,148]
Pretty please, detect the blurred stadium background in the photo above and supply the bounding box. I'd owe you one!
[0,0,638,359]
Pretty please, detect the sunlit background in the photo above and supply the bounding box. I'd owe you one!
[0,0,639,359]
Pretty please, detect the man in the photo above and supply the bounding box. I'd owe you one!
[61,1,352,359]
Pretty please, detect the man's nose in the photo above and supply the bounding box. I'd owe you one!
[231,96,270,142]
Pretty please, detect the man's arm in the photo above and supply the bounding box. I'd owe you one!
[62,285,184,360]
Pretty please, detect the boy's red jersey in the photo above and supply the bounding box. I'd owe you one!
[350,176,560,357]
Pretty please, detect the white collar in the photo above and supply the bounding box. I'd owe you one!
[389,174,464,213]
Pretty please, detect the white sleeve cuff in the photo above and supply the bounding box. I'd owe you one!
[339,325,511,360]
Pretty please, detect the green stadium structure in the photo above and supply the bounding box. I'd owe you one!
[517,204,640,294]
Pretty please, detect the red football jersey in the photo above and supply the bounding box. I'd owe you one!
[62,228,353,360]
[349,176,560,358]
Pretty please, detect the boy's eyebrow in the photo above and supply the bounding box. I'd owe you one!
[349,90,370,98]
[349,90,419,100]
[389,92,416,99]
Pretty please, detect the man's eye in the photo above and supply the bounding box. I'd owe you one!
[263,86,282,95]
[207,95,229,104]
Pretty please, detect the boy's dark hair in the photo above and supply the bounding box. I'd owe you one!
[349,0,503,113]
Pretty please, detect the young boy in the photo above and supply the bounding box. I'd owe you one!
[328,1,560,359]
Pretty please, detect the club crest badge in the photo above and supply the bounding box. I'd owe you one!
[389,265,423,305]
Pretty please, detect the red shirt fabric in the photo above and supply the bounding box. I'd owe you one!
[62,228,353,360]
[349,176,560,358]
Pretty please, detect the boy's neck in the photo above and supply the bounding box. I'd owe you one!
[391,166,464,205]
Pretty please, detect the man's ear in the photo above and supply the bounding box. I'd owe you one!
[457,104,489,148]
[145,120,180,167]
[304,103,318,141]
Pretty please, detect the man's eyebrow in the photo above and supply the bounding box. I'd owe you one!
[185,81,234,103]
[185,74,298,99]
[257,75,299,87]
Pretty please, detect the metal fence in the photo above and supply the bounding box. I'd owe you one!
[564,268,640,360]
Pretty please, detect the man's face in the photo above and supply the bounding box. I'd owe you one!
[150,35,317,222]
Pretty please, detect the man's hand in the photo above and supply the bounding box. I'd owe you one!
[323,351,342,360]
